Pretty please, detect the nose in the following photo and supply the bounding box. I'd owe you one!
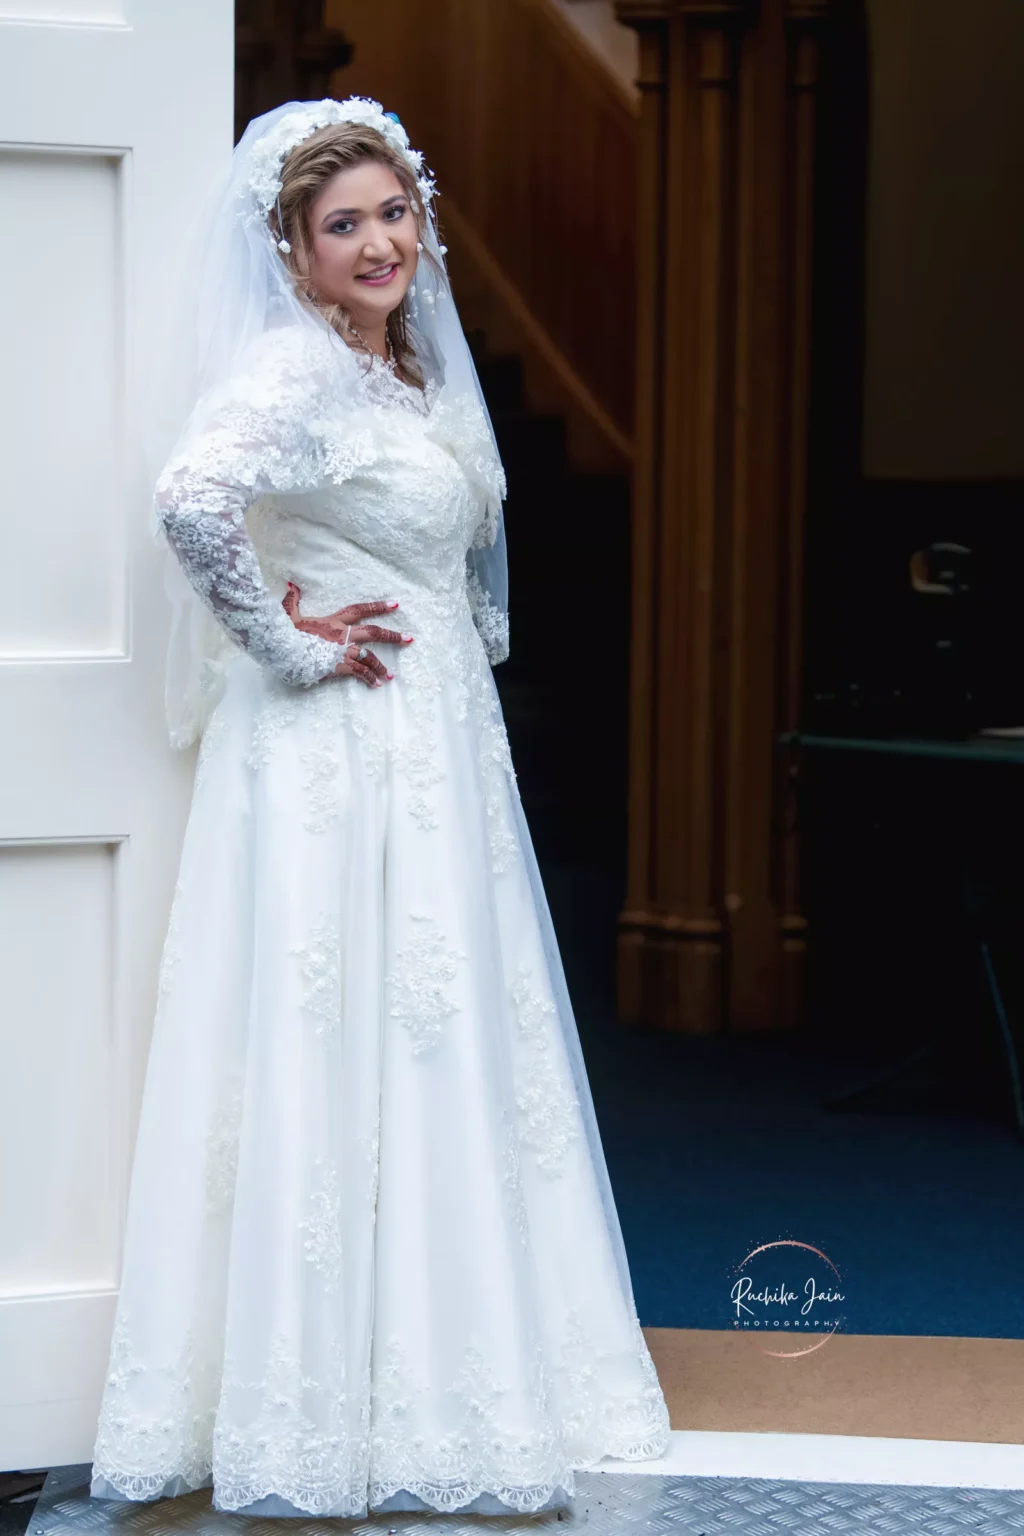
[361,220,396,262]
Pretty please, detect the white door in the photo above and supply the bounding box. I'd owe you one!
[0,0,232,1470]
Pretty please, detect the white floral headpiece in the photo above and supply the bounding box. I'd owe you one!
[242,96,437,235]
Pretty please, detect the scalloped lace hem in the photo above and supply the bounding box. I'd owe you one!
[220,1476,574,1518]
[91,1470,213,1503]
[90,1420,670,1518]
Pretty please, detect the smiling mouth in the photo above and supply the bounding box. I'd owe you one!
[356,263,399,285]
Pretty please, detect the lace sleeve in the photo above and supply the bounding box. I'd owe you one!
[465,485,509,666]
[465,562,509,666]
[156,476,339,689]
[155,335,345,688]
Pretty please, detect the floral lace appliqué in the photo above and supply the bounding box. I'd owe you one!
[299,1158,344,1291]
[479,715,518,873]
[205,1081,245,1213]
[392,731,444,830]
[561,1308,671,1463]
[368,1333,568,1514]
[499,1108,530,1249]
[466,567,509,665]
[291,915,342,1048]
[385,914,465,1055]
[300,740,342,833]
[90,1310,219,1502]
[246,694,298,768]
[510,966,580,1177]
[215,1331,364,1517]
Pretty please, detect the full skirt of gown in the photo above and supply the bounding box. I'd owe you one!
[89,630,671,1518]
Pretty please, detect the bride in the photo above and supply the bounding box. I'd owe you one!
[89,96,670,1519]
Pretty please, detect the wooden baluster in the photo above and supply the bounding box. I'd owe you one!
[616,0,845,1033]
[617,0,755,1032]
[774,0,838,1026]
[618,14,667,1026]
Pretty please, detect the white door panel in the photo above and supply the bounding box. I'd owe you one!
[0,0,233,1469]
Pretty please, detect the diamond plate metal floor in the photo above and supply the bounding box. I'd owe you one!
[26,1464,1024,1536]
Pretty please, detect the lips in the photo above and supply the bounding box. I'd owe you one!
[356,263,399,286]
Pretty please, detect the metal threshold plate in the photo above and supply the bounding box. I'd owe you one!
[25,1464,1024,1535]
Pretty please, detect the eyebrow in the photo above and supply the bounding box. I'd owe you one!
[320,193,407,225]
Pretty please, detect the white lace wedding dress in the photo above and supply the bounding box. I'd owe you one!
[89,328,670,1519]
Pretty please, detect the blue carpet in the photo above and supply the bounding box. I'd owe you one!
[542,862,1024,1340]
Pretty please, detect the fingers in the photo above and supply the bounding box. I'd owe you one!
[294,597,414,647]
[334,660,383,688]
[354,646,390,682]
[332,646,392,687]
[352,625,412,647]
[347,660,379,687]
[288,611,411,642]
[341,599,401,623]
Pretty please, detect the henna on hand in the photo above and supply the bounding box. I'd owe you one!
[283,584,414,689]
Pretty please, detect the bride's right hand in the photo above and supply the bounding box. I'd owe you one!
[283,585,414,688]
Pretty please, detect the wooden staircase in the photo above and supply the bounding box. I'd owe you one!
[469,331,631,872]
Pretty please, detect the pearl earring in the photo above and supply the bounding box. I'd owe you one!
[275,195,291,254]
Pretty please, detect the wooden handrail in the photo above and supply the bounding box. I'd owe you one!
[325,0,638,465]
[442,195,634,463]
[531,0,640,118]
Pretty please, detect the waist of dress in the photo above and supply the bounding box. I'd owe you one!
[267,561,474,643]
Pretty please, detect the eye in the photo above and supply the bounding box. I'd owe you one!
[384,203,406,222]
[328,217,357,235]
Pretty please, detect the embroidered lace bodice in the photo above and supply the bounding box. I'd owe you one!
[154,327,508,701]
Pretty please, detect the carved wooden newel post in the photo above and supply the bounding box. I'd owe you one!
[615,0,837,1033]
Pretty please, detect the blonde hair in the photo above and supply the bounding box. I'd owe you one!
[271,121,436,388]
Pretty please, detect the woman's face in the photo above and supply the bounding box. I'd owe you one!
[305,160,419,330]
